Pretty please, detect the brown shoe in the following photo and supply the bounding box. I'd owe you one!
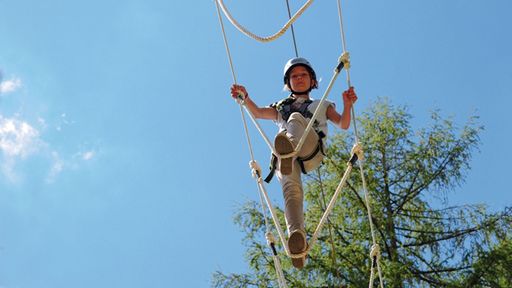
[288,230,307,269]
[274,132,294,175]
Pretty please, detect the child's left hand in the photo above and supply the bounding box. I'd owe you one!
[343,86,357,107]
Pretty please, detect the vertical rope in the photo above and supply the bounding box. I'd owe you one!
[316,168,342,284]
[285,0,299,57]
[215,0,237,85]
[273,255,288,288]
[256,177,271,235]
[215,0,258,162]
[215,2,287,287]
[337,0,348,61]
[336,0,359,141]
[336,1,384,287]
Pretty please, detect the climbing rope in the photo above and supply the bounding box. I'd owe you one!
[285,0,300,57]
[216,0,314,43]
[316,168,342,282]
[335,1,384,287]
[215,1,288,286]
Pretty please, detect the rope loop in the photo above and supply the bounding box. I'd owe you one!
[290,249,308,258]
[216,0,315,43]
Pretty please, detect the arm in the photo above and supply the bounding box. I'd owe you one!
[326,86,357,130]
[230,84,277,120]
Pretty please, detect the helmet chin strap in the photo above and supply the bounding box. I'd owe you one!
[291,89,311,96]
[289,83,313,96]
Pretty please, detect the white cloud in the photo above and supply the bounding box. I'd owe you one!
[0,116,41,158]
[0,77,22,94]
[0,72,100,184]
[44,148,98,183]
[82,150,95,160]
[0,116,43,183]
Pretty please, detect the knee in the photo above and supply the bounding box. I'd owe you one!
[282,181,301,194]
[288,112,307,126]
[281,181,303,201]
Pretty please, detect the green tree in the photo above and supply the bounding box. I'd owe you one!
[212,99,512,288]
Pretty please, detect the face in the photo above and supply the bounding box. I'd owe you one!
[288,65,314,93]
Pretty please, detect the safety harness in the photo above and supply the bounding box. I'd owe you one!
[264,96,326,183]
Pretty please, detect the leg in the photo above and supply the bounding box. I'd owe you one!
[286,112,319,159]
[277,161,304,234]
[276,113,323,269]
[277,160,307,268]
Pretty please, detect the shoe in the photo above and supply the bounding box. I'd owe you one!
[274,132,294,175]
[288,230,307,269]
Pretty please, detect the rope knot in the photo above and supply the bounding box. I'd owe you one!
[351,142,364,161]
[249,160,262,178]
[265,231,276,245]
[339,52,351,70]
[370,243,381,259]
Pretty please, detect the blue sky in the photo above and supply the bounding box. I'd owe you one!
[0,0,511,287]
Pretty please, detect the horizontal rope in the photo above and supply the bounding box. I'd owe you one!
[216,0,314,42]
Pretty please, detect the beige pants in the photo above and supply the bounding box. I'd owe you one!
[277,112,324,233]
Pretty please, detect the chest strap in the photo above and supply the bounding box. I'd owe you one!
[271,96,313,122]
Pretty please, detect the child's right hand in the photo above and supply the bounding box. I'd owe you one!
[230,84,248,101]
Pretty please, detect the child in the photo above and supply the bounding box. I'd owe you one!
[230,57,357,268]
